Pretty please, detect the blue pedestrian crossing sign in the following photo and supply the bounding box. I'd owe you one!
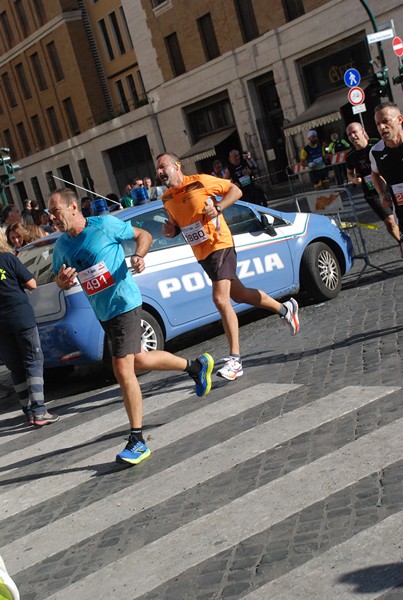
[344,68,361,88]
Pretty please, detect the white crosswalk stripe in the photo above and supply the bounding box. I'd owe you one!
[0,383,299,515]
[44,412,403,600]
[1,382,401,600]
[0,380,193,472]
[2,384,391,573]
[241,511,403,600]
[0,382,121,446]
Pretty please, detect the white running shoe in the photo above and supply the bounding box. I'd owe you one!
[282,298,300,335]
[0,555,20,600]
[216,357,243,380]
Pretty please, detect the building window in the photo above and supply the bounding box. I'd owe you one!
[115,80,130,113]
[3,186,13,204]
[16,181,27,202]
[47,41,64,82]
[152,0,167,6]
[15,63,32,100]
[2,73,17,108]
[14,0,30,37]
[119,7,133,49]
[136,70,146,99]
[187,97,234,138]
[32,0,46,26]
[78,158,90,181]
[46,106,62,143]
[165,33,185,77]
[30,53,47,91]
[63,97,80,135]
[3,129,17,159]
[31,177,44,206]
[45,171,56,192]
[197,13,220,61]
[282,0,305,22]
[126,74,139,107]
[0,11,14,49]
[98,18,114,60]
[234,0,259,42]
[16,122,31,155]
[59,165,75,190]
[31,114,46,150]
[109,11,125,55]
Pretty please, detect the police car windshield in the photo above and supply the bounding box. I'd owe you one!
[18,240,56,286]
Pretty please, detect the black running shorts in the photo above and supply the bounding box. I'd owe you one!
[365,194,393,221]
[100,307,142,358]
[198,247,237,282]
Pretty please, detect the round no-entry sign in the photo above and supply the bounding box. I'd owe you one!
[348,86,365,105]
[392,36,403,57]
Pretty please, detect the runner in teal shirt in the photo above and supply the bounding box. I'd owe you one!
[52,215,141,322]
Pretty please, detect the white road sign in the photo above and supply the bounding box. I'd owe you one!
[367,29,394,44]
[348,87,365,106]
[352,103,366,114]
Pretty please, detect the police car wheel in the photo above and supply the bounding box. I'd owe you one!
[301,242,342,301]
[140,309,164,352]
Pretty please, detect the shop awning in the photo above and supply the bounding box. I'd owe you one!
[284,88,349,137]
[180,127,236,164]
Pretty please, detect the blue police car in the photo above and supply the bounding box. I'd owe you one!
[18,200,353,369]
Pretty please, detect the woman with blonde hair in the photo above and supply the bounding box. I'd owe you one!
[5,221,30,254]
[0,227,11,253]
[25,223,47,242]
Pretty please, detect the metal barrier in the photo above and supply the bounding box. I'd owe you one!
[293,187,391,285]
[287,151,350,196]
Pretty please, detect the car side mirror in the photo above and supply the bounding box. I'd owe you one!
[261,213,277,237]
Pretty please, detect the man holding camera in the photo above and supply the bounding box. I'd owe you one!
[300,130,330,190]
[224,149,265,206]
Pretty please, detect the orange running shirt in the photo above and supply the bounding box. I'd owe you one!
[162,174,234,260]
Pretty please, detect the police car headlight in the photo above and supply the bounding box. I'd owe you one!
[329,218,339,227]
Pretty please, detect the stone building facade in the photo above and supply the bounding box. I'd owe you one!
[0,0,402,206]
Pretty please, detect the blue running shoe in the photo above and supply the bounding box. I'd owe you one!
[116,435,151,465]
[193,353,214,397]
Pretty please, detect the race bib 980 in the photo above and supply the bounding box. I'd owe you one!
[78,261,116,295]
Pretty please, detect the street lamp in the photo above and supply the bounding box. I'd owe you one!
[359,0,394,101]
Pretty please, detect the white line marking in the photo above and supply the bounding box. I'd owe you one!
[5,386,396,575]
[242,512,403,599]
[44,411,403,599]
[0,380,192,466]
[0,383,300,517]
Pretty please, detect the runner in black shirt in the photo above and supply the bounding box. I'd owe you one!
[346,122,399,242]
[224,149,265,206]
[370,102,403,247]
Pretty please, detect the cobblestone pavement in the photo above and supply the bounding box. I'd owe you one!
[1,206,403,599]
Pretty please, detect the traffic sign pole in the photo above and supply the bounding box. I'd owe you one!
[359,0,394,102]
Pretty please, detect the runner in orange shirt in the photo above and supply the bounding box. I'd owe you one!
[157,152,300,381]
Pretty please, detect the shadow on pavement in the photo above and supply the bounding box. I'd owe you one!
[338,563,403,593]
